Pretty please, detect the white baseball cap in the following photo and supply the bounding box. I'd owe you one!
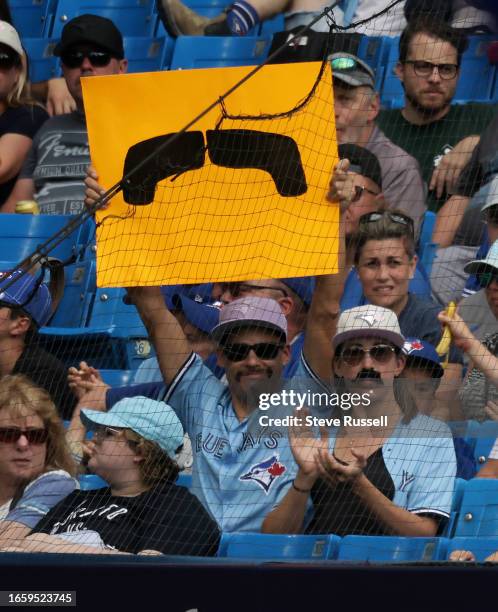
[332,305,405,350]
[0,21,23,56]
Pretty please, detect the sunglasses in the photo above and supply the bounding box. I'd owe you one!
[221,282,288,299]
[352,185,380,203]
[330,56,374,78]
[477,271,498,289]
[222,342,284,362]
[338,344,398,366]
[359,211,414,236]
[0,51,19,70]
[0,427,48,444]
[60,50,113,69]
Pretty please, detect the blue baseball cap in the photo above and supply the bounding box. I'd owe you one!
[281,276,315,307]
[80,396,184,459]
[0,269,51,328]
[402,337,444,378]
[161,283,220,333]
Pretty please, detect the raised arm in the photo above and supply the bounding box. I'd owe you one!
[127,286,192,386]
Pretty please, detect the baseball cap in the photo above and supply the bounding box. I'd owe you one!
[474,174,498,213]
[80,396,184,459]
[338,143,383,191]
[0,21,23,56]
[54,14,124,58]
[0,269,51,328]
[281,277,315,307]
[329,53,376,89]
[464,239,498,276]
[211,296,287,343]
[161,283,220,334]
[332,305,405,350]
[403,337,444,378]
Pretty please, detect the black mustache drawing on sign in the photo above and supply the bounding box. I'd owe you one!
[122,129,308,205]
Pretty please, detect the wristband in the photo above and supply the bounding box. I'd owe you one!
[292,480,311,494]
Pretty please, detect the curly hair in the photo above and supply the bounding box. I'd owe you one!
[0,375,76,476]
[123,429,180,487]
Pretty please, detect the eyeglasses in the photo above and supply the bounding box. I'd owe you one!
[359,211,415,237]
[404,60,458,80]
[221,282,288,299]
[60,50,113,69]
[0,427,48,444]
[338,344,398,366]
[222,342,284,362]
[352,185,380,203]
[0,51,19,70]
[477,271,498,289]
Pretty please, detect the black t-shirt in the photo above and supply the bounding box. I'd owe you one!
[13,344,77,420]
[0,105,48,205]
[307,448,395,536]
[33,482,220,556]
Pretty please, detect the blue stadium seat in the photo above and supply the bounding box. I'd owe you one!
[23,38,60,83]
[454,478,498,537]
[454,35,496,104]
[417,210,438,277]
[217,533,339,560]
[78,474,108,490]
[357,35,393,90]
[51,0,156,38]
[447,536,498,562]
[11,0,55,37]
[444,477,467,537]
[464,420,498,468]
[123,36,173,73]
[379,36,403,109]
[337,536,448,562]
[176,473,192,489]
[100,369,133,387]
[170,36,271,70]
[259,14,285,37]
[0,214,89,265]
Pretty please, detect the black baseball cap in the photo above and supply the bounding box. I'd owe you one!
[54,14,124,58]
[338,143,383,191]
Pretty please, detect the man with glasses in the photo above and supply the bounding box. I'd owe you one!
[377,17,495,214]
[3,14,127,215]
[330,52,426,236]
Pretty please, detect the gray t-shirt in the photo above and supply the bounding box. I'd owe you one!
[366,125,427,237]
[19,111,89,215]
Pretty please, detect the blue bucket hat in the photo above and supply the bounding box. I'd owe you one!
[403,337,444,378]
[0,269,51,328]
[81,396,184,459]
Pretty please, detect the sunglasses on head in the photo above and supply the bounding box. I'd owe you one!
[222,342,284,362]
[359,211,414,236]
[0,50,19,70]
[330,56,373,76]
[221,282,288,299]
[60,49,113,69]
[0,427,48,444]
[338,344,398,366]
[477,271,498,289]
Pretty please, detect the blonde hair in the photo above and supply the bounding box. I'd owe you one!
[5,50,38,108]
[0,375,76,476]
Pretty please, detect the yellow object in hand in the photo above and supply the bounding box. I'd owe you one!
[435,301,457,367]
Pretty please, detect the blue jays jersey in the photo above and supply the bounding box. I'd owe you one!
[326,414,456,519]
[162,352,323,533]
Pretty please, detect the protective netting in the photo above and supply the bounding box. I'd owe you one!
[0,0,497,563]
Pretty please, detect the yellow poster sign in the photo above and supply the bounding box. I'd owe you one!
[82,62,339,287]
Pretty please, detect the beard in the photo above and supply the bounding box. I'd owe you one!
[405,87,453,119]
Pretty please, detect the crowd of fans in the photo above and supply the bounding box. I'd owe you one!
[0,0,497,562]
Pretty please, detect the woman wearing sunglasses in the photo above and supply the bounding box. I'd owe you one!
[2,396,219,556]
[0,20,48,207]
[263,305,456,537]
[0,375,77,544]
[352,209,464,417]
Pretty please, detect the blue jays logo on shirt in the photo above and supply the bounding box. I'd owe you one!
[239,455,287,494]
[399,470,415,492]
